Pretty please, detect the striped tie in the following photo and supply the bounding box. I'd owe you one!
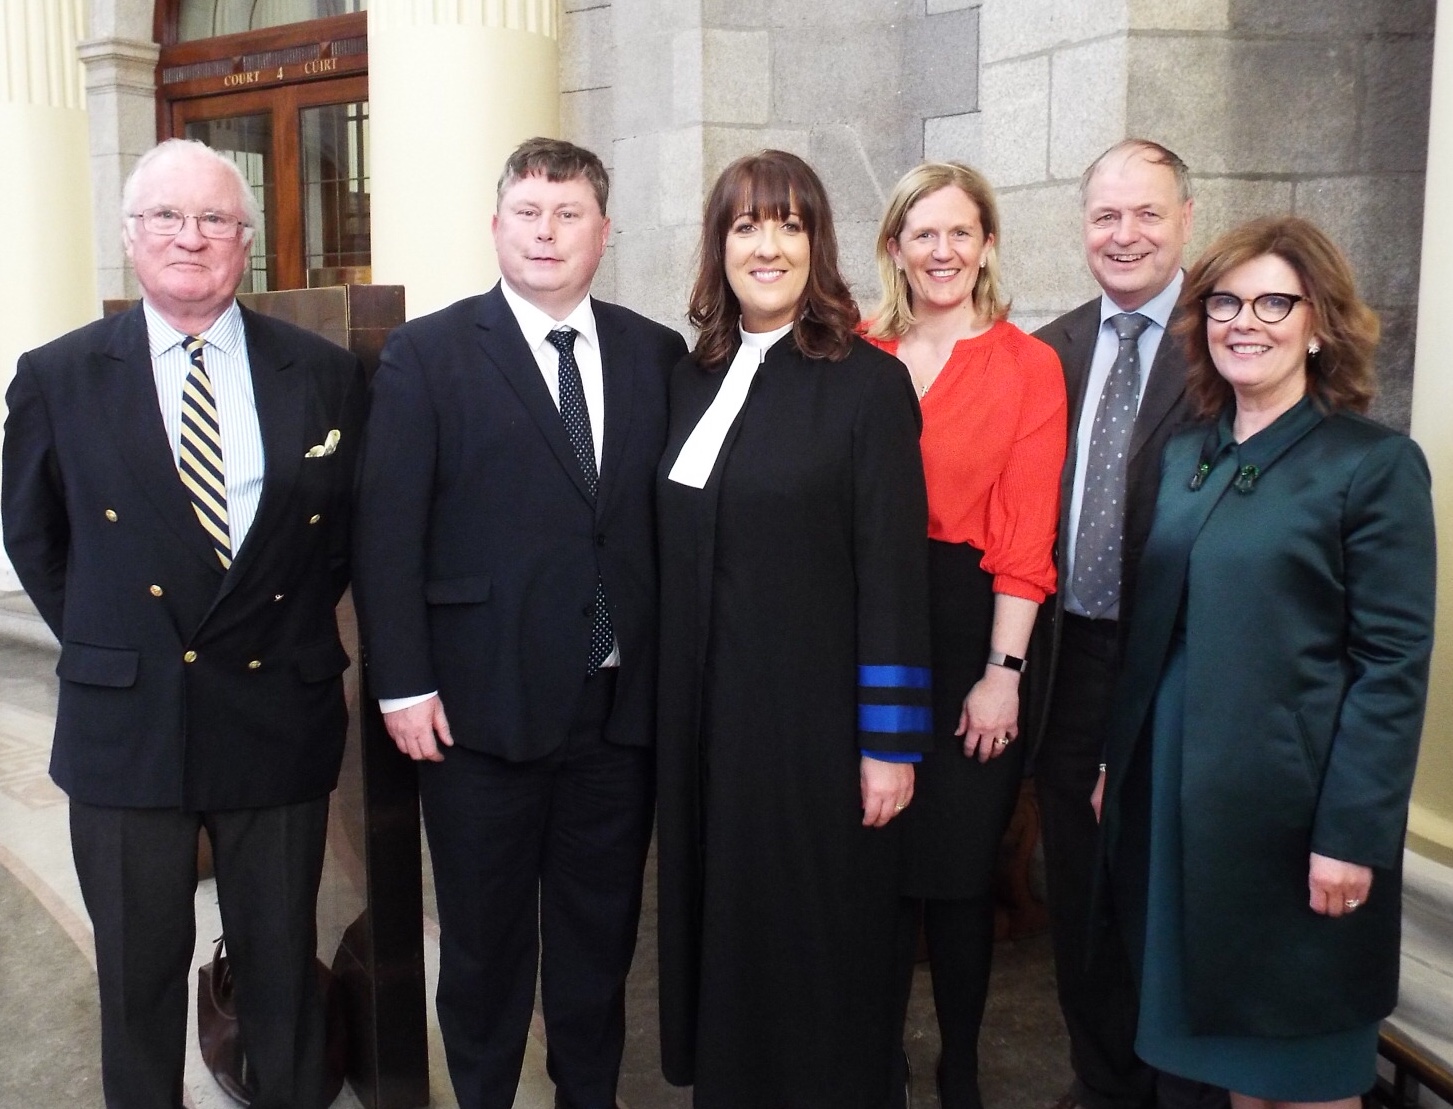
[179,335,232,569]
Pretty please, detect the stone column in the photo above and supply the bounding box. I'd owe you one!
[368,0,561,320]
[77,34,159,302]
[0,0,96,590]
[1392,0,1452,1070]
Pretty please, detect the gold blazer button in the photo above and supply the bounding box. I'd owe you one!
[309,514,322,525]
[149,585,164,597]
[183,650,197,663]
[247,660,262,670]
[104,509,118,522]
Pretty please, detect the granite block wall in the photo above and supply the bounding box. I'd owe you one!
[561,0,1432,426]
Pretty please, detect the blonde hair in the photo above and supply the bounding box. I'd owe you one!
[868,162,1009,340]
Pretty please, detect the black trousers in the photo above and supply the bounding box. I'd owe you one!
[418,670,653,1109]
[1036,614,1152,1109]
[70,796,330,1109]
[1036,617,1227,1109]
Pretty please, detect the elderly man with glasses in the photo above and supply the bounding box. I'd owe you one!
[2,137,365,1109]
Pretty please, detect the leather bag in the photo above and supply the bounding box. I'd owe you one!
[196,937,348,1106]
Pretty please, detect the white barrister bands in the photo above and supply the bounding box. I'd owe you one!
[668,323,793,488]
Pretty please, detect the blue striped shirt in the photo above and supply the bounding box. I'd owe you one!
[144,300,265,553]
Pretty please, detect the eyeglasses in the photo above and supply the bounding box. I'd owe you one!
[1202,291,1306,324]
[130,207,249,239]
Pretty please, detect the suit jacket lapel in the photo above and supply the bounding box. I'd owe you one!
[594,300,635,517]
[102,306,223,576]
[477,286,595,506]
[215,308,304,602]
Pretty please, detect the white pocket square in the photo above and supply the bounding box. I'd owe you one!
[304,429,341,458]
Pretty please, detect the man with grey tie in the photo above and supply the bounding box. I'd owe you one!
[1032,139,1221,1109]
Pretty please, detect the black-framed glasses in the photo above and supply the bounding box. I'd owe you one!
[130,207,249,239]
[1202,291,1306,324]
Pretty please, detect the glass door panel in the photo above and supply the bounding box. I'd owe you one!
[300,99,370,287]
[183,113,276,292]
[169,74,368,292]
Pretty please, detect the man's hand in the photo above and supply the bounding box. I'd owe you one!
[383,695,454,762]
[860,758,914,828]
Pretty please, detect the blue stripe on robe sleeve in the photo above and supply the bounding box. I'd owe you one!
[861,748,922,763]
[857,664,932,689]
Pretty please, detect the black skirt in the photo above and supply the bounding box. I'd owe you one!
[899,540,1028,899]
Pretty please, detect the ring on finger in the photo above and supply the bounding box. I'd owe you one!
[993,736,1009,748]
[1344,898,1362,909]
[894,802,907,811]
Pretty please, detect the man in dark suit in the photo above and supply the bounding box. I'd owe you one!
[1031,139,1210,1109]
[352,137,687,1109]
[2,138,365,1109]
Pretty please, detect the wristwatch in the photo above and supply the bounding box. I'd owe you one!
[987,649,1027,672]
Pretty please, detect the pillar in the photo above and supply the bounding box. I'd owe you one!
[77,32,158,302]
[368,0,560,320]
[0,0,97,589]
[1395,0,1453,1070]
[1409,0,1453,871]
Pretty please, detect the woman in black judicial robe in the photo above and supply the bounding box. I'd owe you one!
[655,149,934,1109]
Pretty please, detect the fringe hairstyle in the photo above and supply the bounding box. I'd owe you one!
[688,150,859,369]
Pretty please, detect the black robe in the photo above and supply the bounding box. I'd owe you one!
[656,335,933,1109]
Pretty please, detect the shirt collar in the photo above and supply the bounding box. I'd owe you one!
[500,279,599,354]
[143,298,245,359]
[1099,269,1184,333]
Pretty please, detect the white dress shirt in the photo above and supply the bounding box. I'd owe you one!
[144,299,265,553]
[1063,271,1183,619]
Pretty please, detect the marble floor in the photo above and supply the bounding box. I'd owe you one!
[0,591,1076,1108]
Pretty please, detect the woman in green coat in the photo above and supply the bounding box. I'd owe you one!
[1097,216,1435,1109]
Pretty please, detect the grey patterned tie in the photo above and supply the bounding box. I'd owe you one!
[546,327,615,674]
[1072,312,1150,619]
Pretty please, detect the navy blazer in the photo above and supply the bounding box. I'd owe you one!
[2,304,366,809]
[352,283,687,762]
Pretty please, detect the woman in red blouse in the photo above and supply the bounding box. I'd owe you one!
[866,162,1067,1109]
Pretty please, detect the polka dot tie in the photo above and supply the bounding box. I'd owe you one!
[547,327,615,674]
[1071,312,1150,619]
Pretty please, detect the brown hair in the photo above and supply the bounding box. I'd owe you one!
[1174,216,1379,417]
[688,150,859,368]
[497,137,610,215]
[868,161,1009,340]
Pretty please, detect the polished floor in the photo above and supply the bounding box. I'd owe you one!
[0,592,1071,1109]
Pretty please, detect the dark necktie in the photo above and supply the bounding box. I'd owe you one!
[179,335,232,569]
[1072,312,1150,618]
[546,327,614,673]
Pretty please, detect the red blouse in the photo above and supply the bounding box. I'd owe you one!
[869,320,1067,603]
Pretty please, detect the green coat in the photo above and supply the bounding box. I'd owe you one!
[1100,397,1435,1037]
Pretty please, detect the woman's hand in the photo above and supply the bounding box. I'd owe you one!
[1308,852,1373,917]
[861,758,914,827]
[957,666,1020,763]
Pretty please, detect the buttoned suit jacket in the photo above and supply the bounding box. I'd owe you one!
[1028,296,1201,749]
[351,283,688,761]
[2,303,367,809]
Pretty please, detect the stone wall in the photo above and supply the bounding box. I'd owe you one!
[562,0,1435,429]
[561,0,982,327]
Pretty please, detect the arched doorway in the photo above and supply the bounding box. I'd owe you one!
[154,2,370,292]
